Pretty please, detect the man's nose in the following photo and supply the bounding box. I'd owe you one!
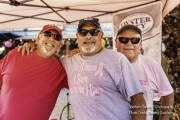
[126,39,133,45]
[49,35,54,41]
[85,32,92,39]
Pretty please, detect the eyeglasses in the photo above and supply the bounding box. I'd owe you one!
[77,29,101,36]
[43,32,62,41]
[117,37,141,44]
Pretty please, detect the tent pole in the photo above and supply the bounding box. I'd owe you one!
[162,0,168,13]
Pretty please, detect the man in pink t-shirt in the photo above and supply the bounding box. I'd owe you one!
[0,24,68,120]
[115,25,174,120]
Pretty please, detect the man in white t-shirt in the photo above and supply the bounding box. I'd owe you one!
[115,25,174,120]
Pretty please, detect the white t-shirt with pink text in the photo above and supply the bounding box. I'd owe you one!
[132,54,173,120]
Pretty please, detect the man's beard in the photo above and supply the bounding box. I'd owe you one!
[40,45,56,57]
[81,45,96,53]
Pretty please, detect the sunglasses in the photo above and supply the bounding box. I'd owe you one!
[117,37,141,44]
[78,29,101,36]
[43,32,62,41]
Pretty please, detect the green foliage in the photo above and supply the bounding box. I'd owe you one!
[153,101,161,120]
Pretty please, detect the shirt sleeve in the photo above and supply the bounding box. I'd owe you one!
[0,55,8,83]
[0,49,15,83]
[60,56,67,69]
[59,57,69,89]
[0,53,8,90]
[62,75,69,89]
[116,54,143,102]
[151,59,173,97]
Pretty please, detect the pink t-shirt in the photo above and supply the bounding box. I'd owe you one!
[132,54,173,120]
[0,49,68,120]
[60,49,143,120]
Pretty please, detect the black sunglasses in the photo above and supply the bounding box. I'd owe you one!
[43,31,62,41]
[117,37,141,44]
[78,29,101,36]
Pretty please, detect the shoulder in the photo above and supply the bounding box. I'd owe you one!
[101,49,130,68]
[139,55,162,70]
[139,55,159,64]
[60,55,73,67]
[102,49,127,59]
[0,48,20,67]
[7,48,18,55]
[60,55,69,63]
[4,48,21,58]
[102,49,129,64]
[103,49,118,54]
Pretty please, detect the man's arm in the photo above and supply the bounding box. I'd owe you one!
[130,93,146,120]
[67,48,80,57]
[17,43,61,59]
[159,92,174,120]
[17,42,79,58]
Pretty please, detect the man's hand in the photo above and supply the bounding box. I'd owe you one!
[68,48,80,57]
[130,93,146,120]
[17,43,36,56]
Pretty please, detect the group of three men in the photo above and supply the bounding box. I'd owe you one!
[0,17,173,120]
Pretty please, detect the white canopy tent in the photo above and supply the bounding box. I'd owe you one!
[0,0,180,30]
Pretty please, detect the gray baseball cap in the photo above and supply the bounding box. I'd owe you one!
[117,25,142,37]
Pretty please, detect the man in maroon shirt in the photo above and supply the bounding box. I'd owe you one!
[0,24,68,120]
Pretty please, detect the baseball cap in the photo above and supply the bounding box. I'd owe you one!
[77,17,101,29]
[40,24,63,38]
[117,25,142,37]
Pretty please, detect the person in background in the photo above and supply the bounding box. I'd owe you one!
[115,25,174,120]
[17,17,146,120]
[0,24,68,120]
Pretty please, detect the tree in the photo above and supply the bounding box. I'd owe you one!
[162,4,180,120]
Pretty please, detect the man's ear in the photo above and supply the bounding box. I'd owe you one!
[35,36,40,44]
[57,42,61,48]
[140,39,143,48]
[100,31,104,38]
[115,39,118,48]
[35,32,40,44]
[76,32,79,42]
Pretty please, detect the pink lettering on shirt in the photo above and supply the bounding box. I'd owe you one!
[69,84,104,96]
[95,63,104,77]
[139,80,148,85]
[79,63,98,73]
